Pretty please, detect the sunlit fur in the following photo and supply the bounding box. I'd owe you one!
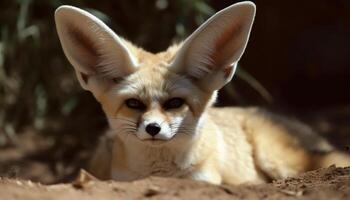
[55,2,350,185]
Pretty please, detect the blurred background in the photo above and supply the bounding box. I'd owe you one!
[0,0,349,183]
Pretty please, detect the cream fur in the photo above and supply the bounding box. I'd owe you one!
[55,2,350,185]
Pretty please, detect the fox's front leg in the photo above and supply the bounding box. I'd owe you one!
[185,162,222,184]
[188,170,222,185]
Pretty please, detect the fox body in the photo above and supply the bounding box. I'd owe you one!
[55,2,350,185]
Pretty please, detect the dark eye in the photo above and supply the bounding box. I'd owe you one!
[112,77,123,84]
[163,98,185,110]
[125,98,146,110]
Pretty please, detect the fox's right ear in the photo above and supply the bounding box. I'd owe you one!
[55,6,137,95]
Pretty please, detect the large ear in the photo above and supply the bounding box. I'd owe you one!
[169,2,255,91]
[55,6,137,93]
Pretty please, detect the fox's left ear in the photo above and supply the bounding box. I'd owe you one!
[170,2,256,91]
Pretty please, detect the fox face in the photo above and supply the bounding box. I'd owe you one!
[100,61,211,146]
[55,2,255,146]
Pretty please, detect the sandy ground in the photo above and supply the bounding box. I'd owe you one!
[0,166,349,200]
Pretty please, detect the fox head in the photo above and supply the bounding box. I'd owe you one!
[55,2,255,146]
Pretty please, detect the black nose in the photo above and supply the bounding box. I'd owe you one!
[145,123,161,136]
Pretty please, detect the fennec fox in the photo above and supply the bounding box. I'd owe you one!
[55,2,350,185]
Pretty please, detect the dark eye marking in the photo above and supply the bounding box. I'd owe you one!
[125,98,146,110]
[163,97,185,110]
[112,77,123,84]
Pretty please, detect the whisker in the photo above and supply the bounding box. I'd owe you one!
[170,122,197,135]
[108,117,137,123]
[110,127,137,131]
[110,124,137,132]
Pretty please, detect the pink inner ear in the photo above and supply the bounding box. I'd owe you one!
[68,27,98,58]
[212,21,242,68]
[65,24,100,73]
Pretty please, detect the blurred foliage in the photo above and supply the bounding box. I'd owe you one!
[1,0,76,146]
